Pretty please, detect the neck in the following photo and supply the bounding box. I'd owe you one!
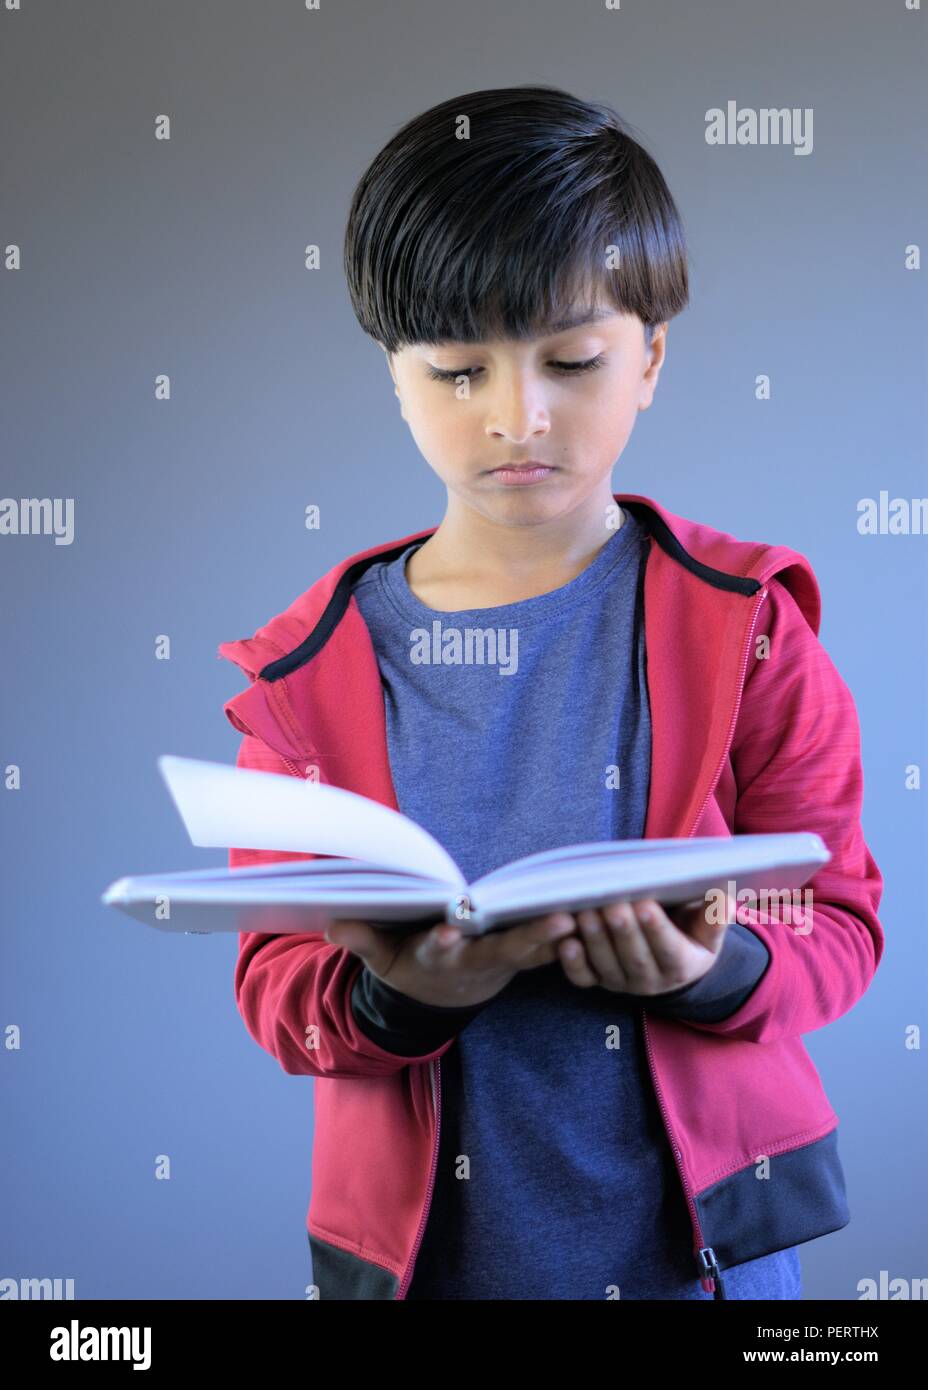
[421,486,624,585]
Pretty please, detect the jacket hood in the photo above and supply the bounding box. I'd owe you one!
[217,492,822,687]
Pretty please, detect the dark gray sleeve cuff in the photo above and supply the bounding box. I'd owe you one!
[642,922,771,1024]
[350,963,493,1057]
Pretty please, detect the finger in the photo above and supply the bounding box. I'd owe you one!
[671,887,733,951]
[502,917,575,973]
[599,900,667,991]
[575,909,628,989]
[607,900,691,978]
[325,918,449,976]
[417,921,464,964]
[324,918,378,954]
[324,918,397,975]
[557,934,599,987]
[485,913,577,967]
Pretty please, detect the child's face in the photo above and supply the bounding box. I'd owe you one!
[382,306,667,526]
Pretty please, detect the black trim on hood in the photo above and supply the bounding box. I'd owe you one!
[256,500,763,682]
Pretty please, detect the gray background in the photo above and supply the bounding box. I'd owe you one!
[1,0,924,1300]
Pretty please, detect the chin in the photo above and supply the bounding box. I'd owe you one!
[484,493,573,526]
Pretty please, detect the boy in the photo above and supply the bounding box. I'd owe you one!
[218,86,883,1300]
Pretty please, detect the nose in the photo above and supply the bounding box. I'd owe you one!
[483,369,551,444]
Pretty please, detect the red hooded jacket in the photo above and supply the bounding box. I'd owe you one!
[217,493,884,1300]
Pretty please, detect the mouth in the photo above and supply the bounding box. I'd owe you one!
[486,461,558,486]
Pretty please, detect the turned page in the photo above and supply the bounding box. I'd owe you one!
[157,754,465,887]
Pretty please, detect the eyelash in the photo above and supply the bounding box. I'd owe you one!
[425,354,607,383]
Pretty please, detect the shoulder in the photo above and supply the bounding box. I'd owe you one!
[733,575,858,762]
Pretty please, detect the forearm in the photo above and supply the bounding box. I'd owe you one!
[350,964,493,1055]
[642,922,771,1024]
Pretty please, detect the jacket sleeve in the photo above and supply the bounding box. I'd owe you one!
[641,920,771,1024]
[647,575,884,1044]
[229,732,487,1078]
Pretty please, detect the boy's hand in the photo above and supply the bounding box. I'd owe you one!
[556,890,736,995]
[323,912,577,1010]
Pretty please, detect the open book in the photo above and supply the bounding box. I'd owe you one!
[100,755,831,938]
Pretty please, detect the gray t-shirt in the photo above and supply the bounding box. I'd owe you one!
[352,509,801,1300]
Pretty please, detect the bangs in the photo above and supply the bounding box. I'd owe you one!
[344,85,688,354]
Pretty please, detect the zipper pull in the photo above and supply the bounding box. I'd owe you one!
[696,1246,727,1300]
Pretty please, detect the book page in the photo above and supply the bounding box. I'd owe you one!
[157,755,465,887]
[472,833,826,888]
[472,837,691,886]
[470,832,829,922]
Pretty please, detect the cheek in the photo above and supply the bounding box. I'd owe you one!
[409,394,472,449]
[571,378,639,441]
[606,390,641,437]
[402,398,468,471]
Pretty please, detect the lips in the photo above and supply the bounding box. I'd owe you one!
[492,461,553,471]
[487,461,557,487]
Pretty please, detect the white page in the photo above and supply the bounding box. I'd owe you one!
[157,755,465,887]
[472,837,700,886]
[472,832,829,919]
[472,833,826,889]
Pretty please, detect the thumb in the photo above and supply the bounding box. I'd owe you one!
[678,887,735,954]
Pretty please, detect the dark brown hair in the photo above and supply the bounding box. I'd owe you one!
[343,84,689,354]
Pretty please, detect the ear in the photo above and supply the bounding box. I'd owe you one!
[381,345,405,414]
[638,323,668,411]
[380,343,396,383]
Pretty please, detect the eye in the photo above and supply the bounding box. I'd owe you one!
[425,354,606,383]
[550,358,608,375]
[552,355,607,375]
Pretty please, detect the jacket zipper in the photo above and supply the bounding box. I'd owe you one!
[396,1056,442,1299]
[639,582,768,1300]
[282,755,309,778]
[684,583,769,848]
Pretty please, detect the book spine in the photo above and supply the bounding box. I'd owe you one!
[447,892,490,934]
